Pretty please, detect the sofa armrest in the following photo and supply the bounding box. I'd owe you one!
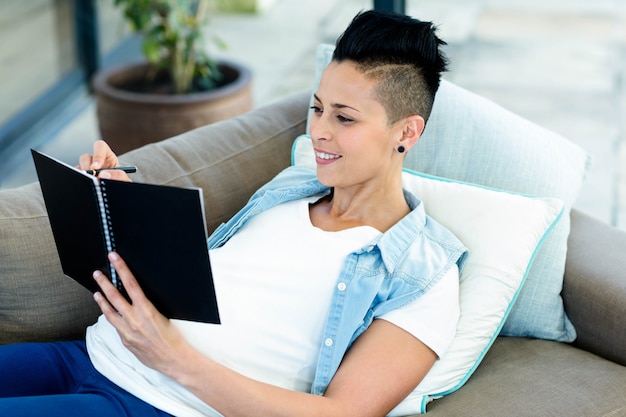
[563,209,626,365]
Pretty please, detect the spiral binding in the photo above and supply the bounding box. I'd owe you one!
[96,181,119,290]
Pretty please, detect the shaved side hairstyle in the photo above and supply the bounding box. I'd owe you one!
[333,10,449,125]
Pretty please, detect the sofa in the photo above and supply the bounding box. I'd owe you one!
[1,89,625,416]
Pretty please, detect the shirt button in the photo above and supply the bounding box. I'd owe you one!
[324,338,334,347]
[337,282,347,291]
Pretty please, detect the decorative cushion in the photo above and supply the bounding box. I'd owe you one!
[309,43,590,342]
[292,135,563,414]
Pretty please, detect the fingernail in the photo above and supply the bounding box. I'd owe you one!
[94,292,102,302]
[99,171,111,179]
[108,252,119,261]
[93,270,102,279]
[91,161,101,169]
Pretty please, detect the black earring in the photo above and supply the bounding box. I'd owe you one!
[397,146,405,153]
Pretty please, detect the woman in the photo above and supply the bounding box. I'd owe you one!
[0,10,467,417]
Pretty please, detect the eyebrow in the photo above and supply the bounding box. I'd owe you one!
[313,94,360,112]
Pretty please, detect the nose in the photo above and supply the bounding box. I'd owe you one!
[308,109,330,142]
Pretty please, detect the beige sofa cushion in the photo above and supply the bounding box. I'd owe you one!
[425,337,626,416]
[0,183,101,343]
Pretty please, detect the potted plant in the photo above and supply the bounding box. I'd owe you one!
[93,0,253,154]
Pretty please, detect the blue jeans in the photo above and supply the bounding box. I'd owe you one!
[0,340,172,417]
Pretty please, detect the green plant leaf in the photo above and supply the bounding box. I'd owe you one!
[142,39,161,63]
[112,0,224,93]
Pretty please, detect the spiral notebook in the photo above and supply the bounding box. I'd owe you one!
[31,149,220,324]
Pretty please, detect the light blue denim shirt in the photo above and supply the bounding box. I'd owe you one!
[208,166,468,395]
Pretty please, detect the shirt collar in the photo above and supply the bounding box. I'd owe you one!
[374,190,426,272]
[299,179,427,272]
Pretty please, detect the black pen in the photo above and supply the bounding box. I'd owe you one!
[85,166,137,176]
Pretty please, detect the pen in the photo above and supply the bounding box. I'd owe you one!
[85,166,137,176]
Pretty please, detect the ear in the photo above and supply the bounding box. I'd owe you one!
[398,115,425,152]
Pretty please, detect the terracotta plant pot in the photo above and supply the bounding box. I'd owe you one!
[92,60,253,155]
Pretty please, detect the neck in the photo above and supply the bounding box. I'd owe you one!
[310,179,410,233]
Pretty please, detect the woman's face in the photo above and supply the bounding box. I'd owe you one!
[309,60,403,190]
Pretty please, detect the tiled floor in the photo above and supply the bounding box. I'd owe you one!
[3,0,625,230]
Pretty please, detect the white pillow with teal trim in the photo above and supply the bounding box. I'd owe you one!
[292,135,563,415]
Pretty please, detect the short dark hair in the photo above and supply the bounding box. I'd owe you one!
[333,10,448,124]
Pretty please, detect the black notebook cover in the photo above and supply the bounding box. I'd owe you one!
[32,149,220,324]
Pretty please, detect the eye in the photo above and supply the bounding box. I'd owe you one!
[310,105,322,114]
[337,114,354,124]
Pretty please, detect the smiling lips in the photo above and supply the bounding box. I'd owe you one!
[316,150,341,164]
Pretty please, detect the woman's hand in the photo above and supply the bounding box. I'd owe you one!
[92,252,190,375]
[79,140,131,182]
